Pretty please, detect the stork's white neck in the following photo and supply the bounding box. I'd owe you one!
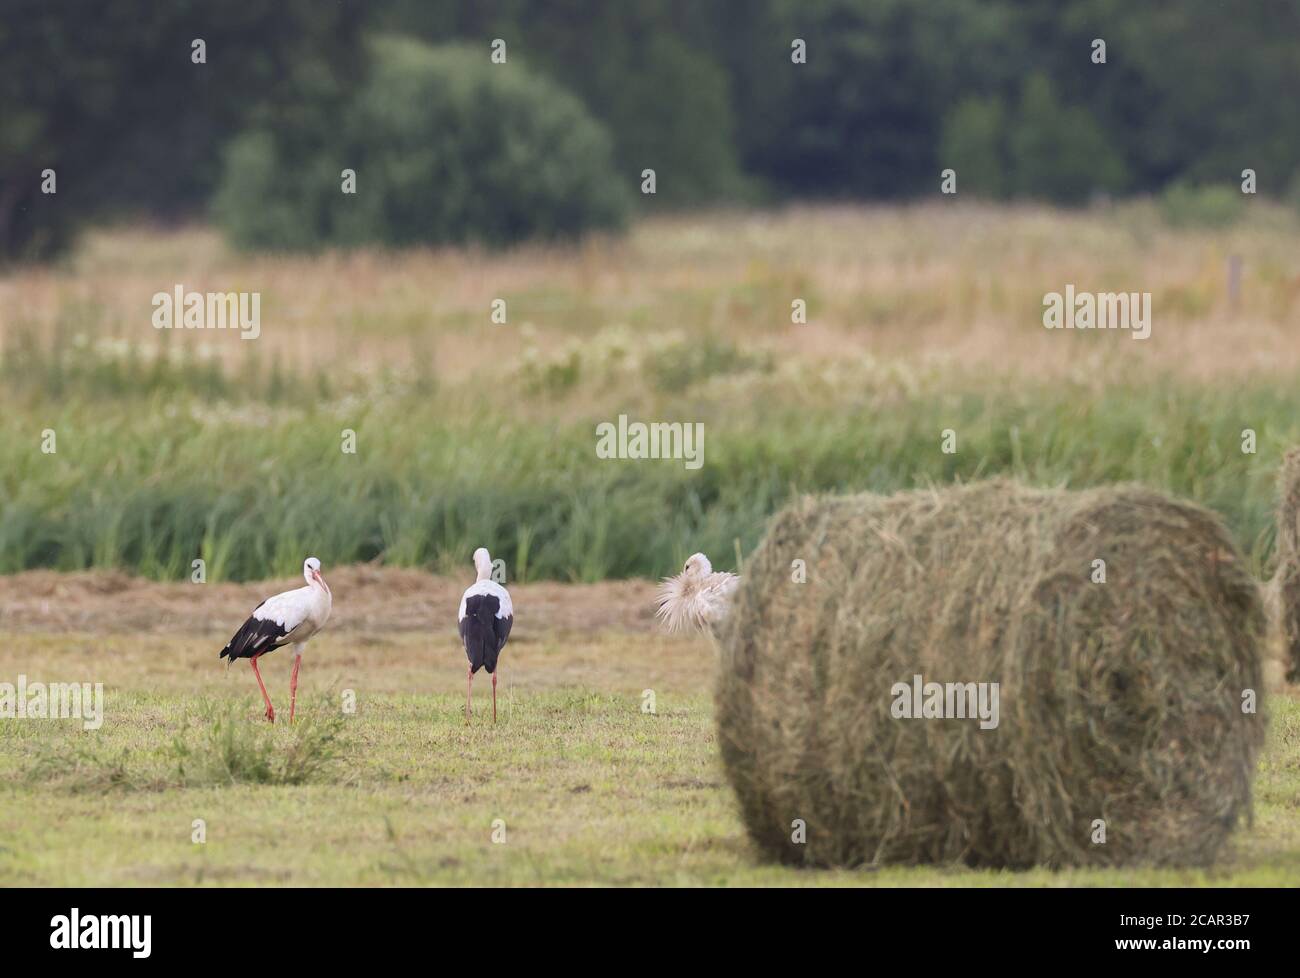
[473,548,494,582]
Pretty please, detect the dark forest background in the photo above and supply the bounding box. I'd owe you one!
[2,0,1297,259]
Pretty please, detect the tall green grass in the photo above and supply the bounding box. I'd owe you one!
[1,328,1295,581]
[170,698,347,786]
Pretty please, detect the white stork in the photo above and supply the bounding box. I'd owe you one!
[458,547,513,722]
[219,556,332,723]
[655,552,740,635]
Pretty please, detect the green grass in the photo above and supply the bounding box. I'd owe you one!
[5,206,1300,582]
[6,205,1300,886]
[2,631,1297,886]
[2,325,1298,581]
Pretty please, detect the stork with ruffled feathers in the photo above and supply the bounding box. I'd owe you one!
[655,552,739,635]
[219,557,332,723]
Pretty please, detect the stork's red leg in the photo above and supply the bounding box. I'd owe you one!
[289,652,302,724]
[491,672,497,724]
[250,654,274,723]
[466,667,474,722]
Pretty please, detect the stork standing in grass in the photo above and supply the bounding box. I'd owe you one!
[655,552,740,636]
[458,547,513,722]
[219,557,332,723]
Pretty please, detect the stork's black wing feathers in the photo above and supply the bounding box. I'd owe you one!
[493,613,513,654]
[219,601,292,661]
[460,594,512,674]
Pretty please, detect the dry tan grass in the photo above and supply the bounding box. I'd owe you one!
[5,202,1300,385]
[0,565,657,637]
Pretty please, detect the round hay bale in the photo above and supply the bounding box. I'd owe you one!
[1268,447,1300,684]
[716,481,1266,869]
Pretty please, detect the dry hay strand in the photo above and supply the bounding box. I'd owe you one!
[716,481,1265,869]
[1268,447,1300,683]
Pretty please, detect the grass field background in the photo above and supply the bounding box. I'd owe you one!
[4,202,1300,885]
[2,573,1297,886]
[5,203,1300,582]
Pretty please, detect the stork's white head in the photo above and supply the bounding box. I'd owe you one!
[303,556,326,591]
[683,552,713,577]
[473,547,493,582]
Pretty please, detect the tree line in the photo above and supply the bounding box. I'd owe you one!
[2,0,1296,259]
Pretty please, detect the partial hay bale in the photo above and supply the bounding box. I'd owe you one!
[1268,447,1300,684]
[716,481,1266,869]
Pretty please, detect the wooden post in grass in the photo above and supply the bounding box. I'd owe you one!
[1227,254,1243,313]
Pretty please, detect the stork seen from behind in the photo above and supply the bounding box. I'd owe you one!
[458,547,513,722]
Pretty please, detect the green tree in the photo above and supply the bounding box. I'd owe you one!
[0,0,363,262]
[370,1,748,205]
[213,38,631,250]
[1008,74,1127,203]
[939,97,1009,199]
[720,0,1024,198]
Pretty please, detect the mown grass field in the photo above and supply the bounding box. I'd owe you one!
[4,203,1300,885]
[2,579,1298,887]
